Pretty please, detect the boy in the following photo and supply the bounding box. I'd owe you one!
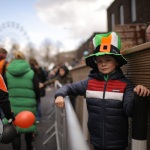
[54,32,150,150]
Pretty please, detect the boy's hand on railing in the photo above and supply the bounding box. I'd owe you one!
[134,85,150,97]
[55,96,65,108]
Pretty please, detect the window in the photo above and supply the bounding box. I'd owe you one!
[111,13,115,30]
[131,0,136,22]
[120,5,124,25]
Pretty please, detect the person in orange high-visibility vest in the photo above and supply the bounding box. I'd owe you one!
[0,48,9,77]
[0,74,14,122]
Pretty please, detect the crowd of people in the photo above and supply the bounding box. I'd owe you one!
[0,47,74,150]
[0,29,150,150]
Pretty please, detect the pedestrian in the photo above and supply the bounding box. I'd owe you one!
[0,74,15,122]
[0,47,8,77]
[4,51,40,150]
[54,32,150,150]
[146,25,150,42]
[29,57,47,123]
[41,64,72,86]
[0,48,9,118]
[40,65,76,108]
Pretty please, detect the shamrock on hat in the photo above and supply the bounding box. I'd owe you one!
[85,32,127,69]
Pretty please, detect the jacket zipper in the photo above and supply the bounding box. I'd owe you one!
[102,80,107,148]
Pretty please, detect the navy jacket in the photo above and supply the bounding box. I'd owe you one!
[55,69,134,149]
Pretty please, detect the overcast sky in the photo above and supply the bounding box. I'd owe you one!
[0,0,114,52]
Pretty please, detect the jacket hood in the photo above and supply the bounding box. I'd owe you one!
[7,59,31,76]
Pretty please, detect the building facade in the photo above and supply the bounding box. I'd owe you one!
[107,0,150,31]
[107,0,150,49]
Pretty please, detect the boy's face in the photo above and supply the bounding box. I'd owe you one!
[96,55,118,74]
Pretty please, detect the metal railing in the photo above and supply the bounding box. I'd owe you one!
[54,81,90,150]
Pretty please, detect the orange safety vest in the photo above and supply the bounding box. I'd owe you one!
[0,60,8,76]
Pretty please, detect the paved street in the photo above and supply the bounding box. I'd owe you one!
[0,88,57,150]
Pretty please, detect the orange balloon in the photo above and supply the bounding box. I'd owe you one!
[13,111,35,128]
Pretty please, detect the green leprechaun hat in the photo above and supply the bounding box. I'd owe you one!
[85,32,127,69]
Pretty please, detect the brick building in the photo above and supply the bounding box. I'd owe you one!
[76,0,150,60]
[107,0,150,31]
[107,0,150,49]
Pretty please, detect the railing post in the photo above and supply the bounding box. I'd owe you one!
[62,109,67,150]
[131,93,148,150]
[55,106,61,150]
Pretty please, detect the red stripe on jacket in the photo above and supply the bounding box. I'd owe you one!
[87,79,126,93]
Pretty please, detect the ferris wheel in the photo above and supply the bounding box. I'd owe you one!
[0,21,31,61]
[0,21,31,50]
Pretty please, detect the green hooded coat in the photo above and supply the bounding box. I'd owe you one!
[5,59,37,133]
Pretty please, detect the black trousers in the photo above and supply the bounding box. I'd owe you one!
[12,133,33,150]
